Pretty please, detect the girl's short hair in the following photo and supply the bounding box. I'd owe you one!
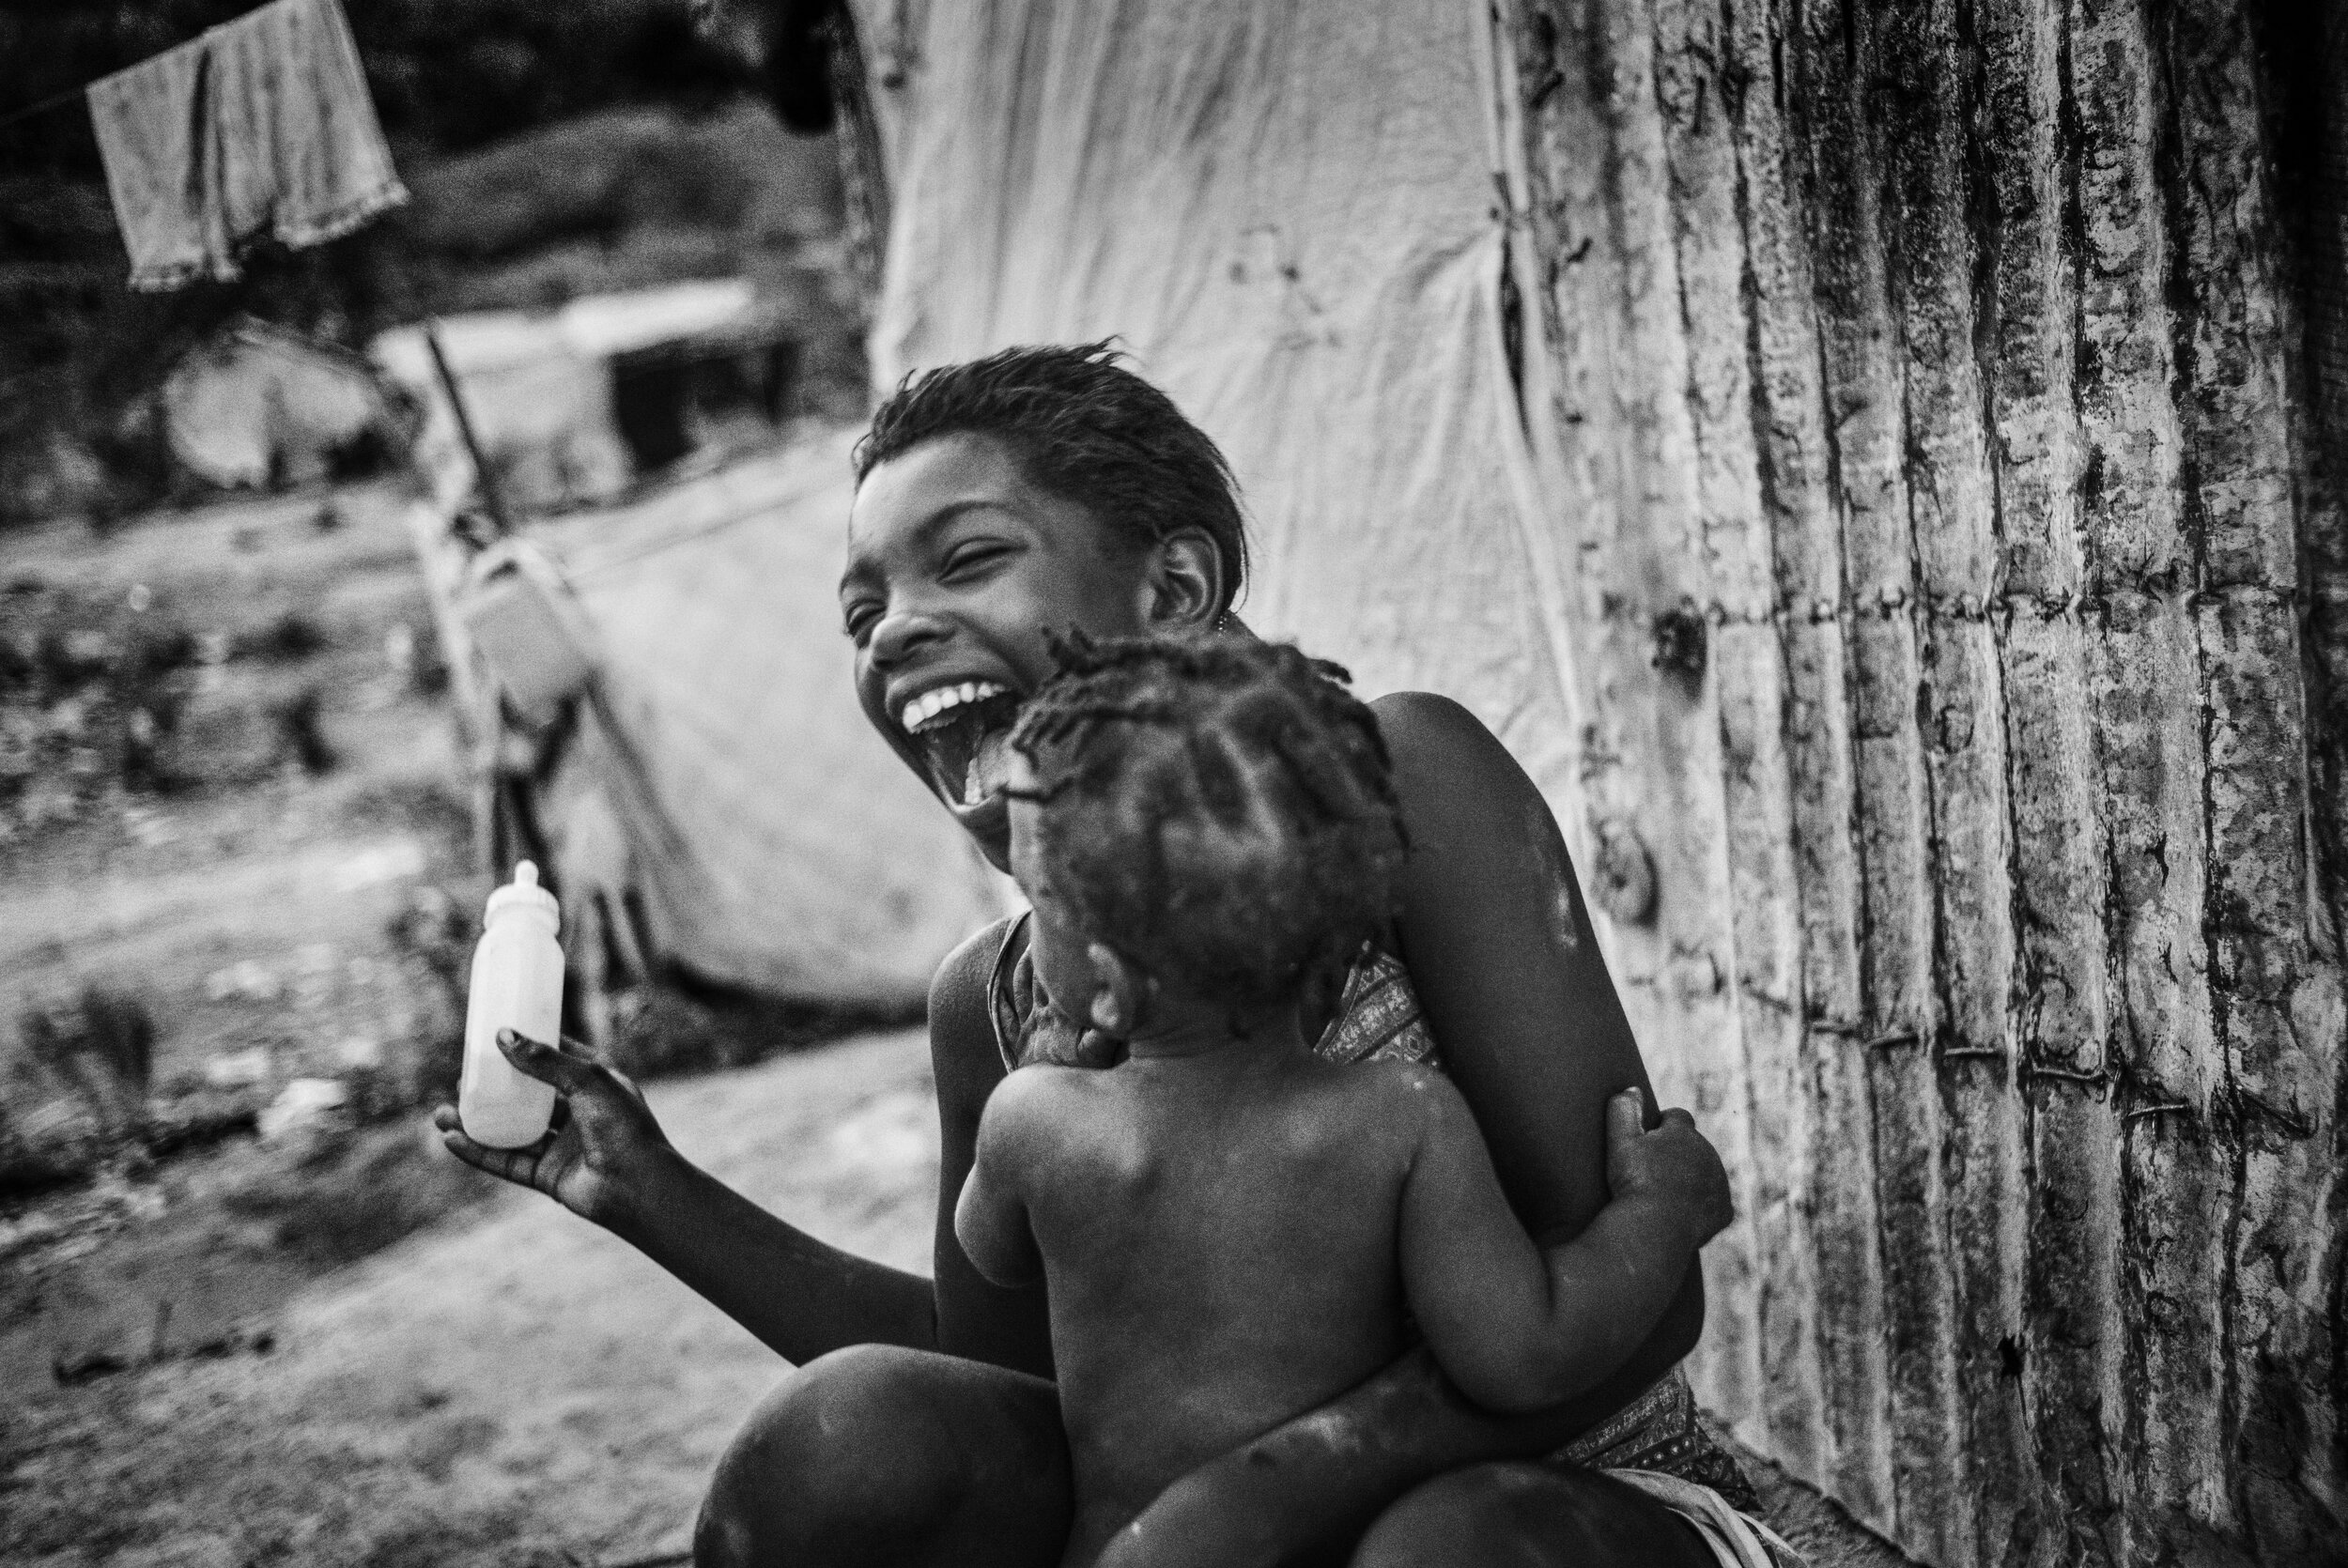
[854,343,1248,612]
[1010,634,1404,1012]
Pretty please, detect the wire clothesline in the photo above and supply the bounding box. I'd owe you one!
[0,0,280,134]
[0,80,95,136]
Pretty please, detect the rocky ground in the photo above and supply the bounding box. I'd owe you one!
[5,1030,940,1568]
[1,480,499,1401]
[2,1023,1909,1568]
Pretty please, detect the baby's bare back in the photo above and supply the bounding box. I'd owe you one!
[1025,1055,1431,1562]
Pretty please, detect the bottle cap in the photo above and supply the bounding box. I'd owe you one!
[485,859,561,926]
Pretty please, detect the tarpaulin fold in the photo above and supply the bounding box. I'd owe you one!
[510,432,1010,1007]
[855,0,1583,806]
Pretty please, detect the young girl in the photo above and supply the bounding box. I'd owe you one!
[440,344,1771,1566]
[955,635,1743,1567]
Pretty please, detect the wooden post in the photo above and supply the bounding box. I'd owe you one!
[423,320,514,536]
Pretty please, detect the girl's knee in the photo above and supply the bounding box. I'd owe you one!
[696,1346,966,1567]
[696,1346,1066,1568]
[1352,1465,1555,1568]
[1351,1465,1707,1568]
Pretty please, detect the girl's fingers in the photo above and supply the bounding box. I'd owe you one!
[440,1127,553,1194]
[496,1029,604,1094]
[440,1126,505,1175]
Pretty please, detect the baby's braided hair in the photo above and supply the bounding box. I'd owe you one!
[1010,634,1406,1013]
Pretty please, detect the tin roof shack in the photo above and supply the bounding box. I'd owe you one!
[371,279,805,515]
[598,300,805,475]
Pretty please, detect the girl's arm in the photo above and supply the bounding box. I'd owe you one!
[436,918,1056,1374]
[1377,691,1708,1393]
[437,1028,938,1361]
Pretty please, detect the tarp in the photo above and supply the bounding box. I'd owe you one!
[502,430,1009,1007]
[856,0,1583,807]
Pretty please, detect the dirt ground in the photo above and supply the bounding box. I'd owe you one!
[0,477,478,1094]
[6,1022,1906,1568]
[2,480,494,1406]
[6,1029,940,1568]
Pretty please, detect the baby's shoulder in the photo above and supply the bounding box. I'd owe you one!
[984,1060,1097,1125]
[985,1060,1140,1147]
[1345,1053,1457,1101]
[1313,1055,1468,1145]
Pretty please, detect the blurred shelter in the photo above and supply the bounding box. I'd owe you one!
[161,321,398,491]
[811,1,2348,1565]
[372,280,803,512]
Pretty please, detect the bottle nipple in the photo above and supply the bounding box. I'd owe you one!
[486,858,557,925]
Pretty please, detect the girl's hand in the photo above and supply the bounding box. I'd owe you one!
[1602,1087,1733,1251]
[432,1030,672,1228]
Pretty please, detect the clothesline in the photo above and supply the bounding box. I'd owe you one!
[0,81,93,136]
[0,0,280,134]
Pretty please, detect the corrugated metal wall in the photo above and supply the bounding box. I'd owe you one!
[1503,0,2346,1561]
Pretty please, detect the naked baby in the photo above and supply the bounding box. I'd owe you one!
[954,634,1735,1567]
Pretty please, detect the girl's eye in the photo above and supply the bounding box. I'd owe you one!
[941,542,1010,579]
[842,601,881,641]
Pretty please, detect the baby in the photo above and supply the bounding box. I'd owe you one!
[955,635,1728,1567]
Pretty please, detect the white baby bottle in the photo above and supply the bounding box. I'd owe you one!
[459,860,564,1147]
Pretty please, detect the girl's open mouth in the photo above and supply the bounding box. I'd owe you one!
[904,684,1023,807]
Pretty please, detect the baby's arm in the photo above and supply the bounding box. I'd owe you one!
[951,1068,1053,1288]
[1398,1076,1728,1413]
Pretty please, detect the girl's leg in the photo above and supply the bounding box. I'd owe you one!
[695,1344,1072,1568]
[1350,1464,1718,1568]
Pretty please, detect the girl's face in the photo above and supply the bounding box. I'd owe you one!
[841,432,1166,869]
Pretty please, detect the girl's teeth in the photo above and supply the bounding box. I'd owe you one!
[902,680,1007,733]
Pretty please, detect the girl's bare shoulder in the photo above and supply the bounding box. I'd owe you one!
[1368,690,1542,822]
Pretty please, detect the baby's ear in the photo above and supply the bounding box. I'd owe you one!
[1086,942,1151,1038]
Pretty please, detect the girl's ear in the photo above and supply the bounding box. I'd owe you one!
[1137,528,1226,632]
[1086,941,1151,1037]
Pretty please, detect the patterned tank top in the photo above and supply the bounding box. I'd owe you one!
[982,915,1757,1509]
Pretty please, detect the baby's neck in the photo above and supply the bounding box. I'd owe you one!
[1120,992,1306,1067]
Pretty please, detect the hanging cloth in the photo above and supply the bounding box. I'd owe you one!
[87,0,406,290]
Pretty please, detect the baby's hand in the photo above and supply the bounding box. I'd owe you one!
[1603,1087,1733,1249]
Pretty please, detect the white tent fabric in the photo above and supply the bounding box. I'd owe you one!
[857,0,1584,807]
[522,430,1010,1007]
